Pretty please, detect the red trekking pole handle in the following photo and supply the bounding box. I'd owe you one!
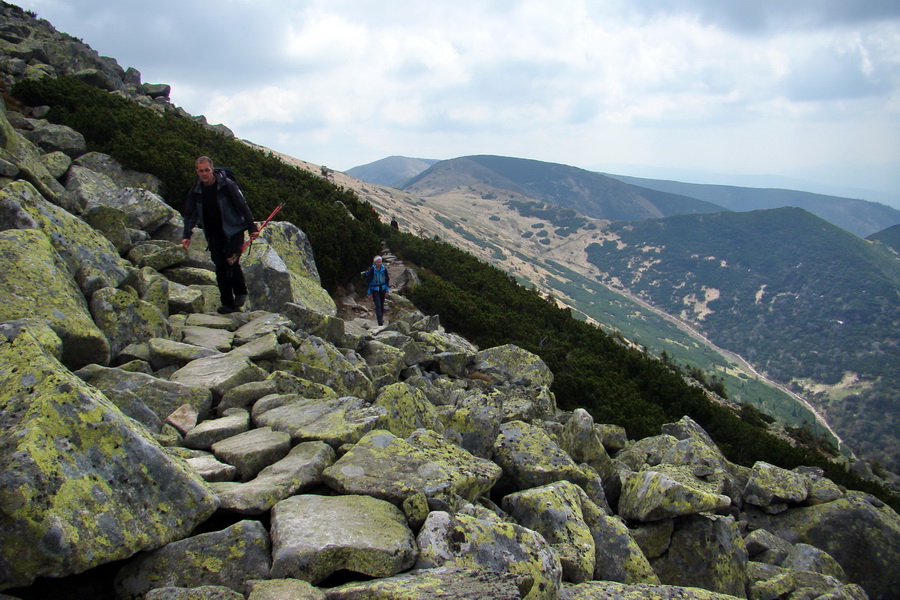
[241,203,284,251]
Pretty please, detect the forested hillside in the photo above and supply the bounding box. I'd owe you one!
[586,207,900,472]
[608,173,900,238]
[868,223,900,254]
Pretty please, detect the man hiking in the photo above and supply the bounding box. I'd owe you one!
[181,156,259,314]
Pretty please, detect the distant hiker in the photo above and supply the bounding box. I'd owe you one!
[364,255,390,326]
[390,217,399,230]
[181,156,259,314]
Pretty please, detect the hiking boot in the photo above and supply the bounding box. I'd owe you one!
[234,294,247,308]
[217,305,237,314]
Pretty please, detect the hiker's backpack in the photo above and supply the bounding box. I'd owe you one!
[216,167,238,184]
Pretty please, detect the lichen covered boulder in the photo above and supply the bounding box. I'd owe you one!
[745,491,900,600]
[241,222,336,316]
[0,328,218,589]
[618,469,731,522]
[471,343,553,387]
[415,510,562,600]
[270,494,416,583]
[372,381,445,438]
[113,520,271,600]
[0,227,110,369]
[322,429,501,505]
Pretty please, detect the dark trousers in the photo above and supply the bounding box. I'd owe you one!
[208,233,247,308]
[371,289,387,325]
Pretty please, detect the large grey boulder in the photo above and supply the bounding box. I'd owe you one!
[372,381,444,438]
[492,420,595,496]
[560,581,746,599]
[287,336,375,400]
[113,520,271,600]
[18,117,85,157]
[147,337,221,371]
[169,353,268,399]
[94,187,175,232]
[127,239,188,272]
[0,227,110,368]
[184,409,251,451]
[495,383,558,422]
[254,395,387,447]
[559,408,616,483]
[2,179,129,296]
[0,329,217,589]
[241,222,336,316]
[743,461,810,513]
[73,151,164,194]
[502,480,596,583]
[63,164,118,209]
[438,388,503,458]
[583,507,659,585]
[745,491,900,600]
[326,566,527,600]
[90,286,171,359]
[0,104,70,209]
[210,441,335,515]
[617,469,731,522]
[143,586,244,600]
[650,513,749,598]
[415,510,562,600]
[74,363,213,420]
[471,343,553,387]
[322,429,501,505]
[270,494,417,583]
[211,426,291,482]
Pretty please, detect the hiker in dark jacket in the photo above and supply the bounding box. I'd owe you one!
[365,255,390,326]
[181,156,259,314]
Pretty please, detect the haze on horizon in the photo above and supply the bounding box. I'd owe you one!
[11,0,900,207]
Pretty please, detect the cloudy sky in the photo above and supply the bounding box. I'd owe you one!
[14,0,900,205]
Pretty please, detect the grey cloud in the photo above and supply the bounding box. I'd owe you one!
[620,0,900,34]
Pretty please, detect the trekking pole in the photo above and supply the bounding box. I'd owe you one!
[227,203,285,265]
[241,203,284,252]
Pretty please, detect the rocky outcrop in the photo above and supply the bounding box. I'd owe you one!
[0,7,897,599]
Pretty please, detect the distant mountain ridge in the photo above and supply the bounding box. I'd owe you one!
[401,155,727,221]
[604,174,900,238]
[346,155,440,187]
[349,155,900,237]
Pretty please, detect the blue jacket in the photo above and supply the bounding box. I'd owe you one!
[366,264,390,294]
[182,169,258,240]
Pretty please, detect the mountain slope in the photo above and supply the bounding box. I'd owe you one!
[401,155,728,220]
[586,207,900,469]
[329,160,900,470]
[868,223,900,254]
[607,173,900,238]
[346,155,439,187]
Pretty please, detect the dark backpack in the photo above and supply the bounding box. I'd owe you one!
[215,167,238,184]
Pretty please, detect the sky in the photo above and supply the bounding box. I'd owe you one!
[12,0,900,206]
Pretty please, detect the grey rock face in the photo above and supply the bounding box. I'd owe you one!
[270,494,417,583]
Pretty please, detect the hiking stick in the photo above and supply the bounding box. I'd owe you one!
[227,203,285,265]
